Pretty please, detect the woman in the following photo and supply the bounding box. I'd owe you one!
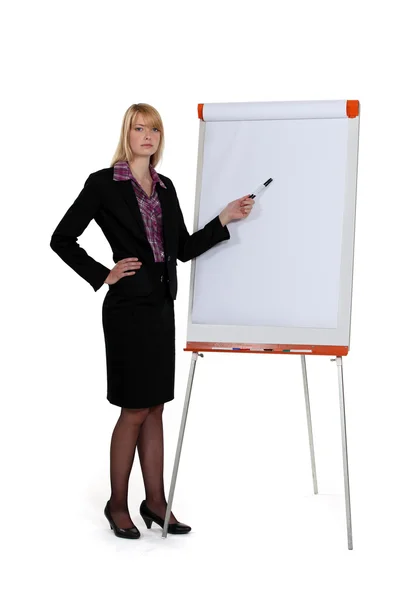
[50,103,255,539]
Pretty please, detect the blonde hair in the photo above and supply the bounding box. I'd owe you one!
[110,103,165,167]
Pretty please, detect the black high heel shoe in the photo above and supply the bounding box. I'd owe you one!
[104,501,141,539]
[139,500,191,534]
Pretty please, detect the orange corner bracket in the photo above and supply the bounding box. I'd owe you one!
[346,100,359,118]
[198,103,204,120]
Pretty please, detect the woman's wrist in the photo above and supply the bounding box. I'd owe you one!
[219,210,230,227]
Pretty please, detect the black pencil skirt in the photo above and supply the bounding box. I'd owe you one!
[102,262,175,409]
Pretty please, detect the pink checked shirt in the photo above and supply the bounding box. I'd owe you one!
[113,160,167,263]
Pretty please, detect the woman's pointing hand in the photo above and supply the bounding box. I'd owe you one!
[219,195,255,226]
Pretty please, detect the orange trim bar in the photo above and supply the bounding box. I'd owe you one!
[346,100,359,118]
[198,103,204,120]
[184,341,348,356]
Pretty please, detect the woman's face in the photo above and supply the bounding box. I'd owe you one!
[129,114,161,158]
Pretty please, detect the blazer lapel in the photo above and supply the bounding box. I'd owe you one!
[117,179,148,242]
[156,181,174,254]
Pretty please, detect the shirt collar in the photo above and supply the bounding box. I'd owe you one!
[113,160,167,188]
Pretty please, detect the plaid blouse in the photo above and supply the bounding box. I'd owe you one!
[113,160,167,262]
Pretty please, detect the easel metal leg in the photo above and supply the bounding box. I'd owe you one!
[162,351,202,538]
[336,356,353,550]
[301,355,318,494]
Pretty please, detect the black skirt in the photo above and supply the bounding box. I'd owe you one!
[102,262,175,409]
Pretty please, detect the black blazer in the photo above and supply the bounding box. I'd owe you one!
[50,167,231,299]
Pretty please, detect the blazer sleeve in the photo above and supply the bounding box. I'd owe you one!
[168,178,231,263]
[50,174,111,292]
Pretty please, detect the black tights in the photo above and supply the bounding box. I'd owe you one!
[108,403,177,528]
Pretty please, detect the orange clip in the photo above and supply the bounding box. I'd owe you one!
[346,100,359,118]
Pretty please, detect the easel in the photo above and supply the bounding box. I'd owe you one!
[160,100,359,549]
[162,350,353,550]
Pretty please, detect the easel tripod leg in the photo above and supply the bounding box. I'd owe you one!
[336,356,353,550]
[162,352,202,539]
[301,355,318,494]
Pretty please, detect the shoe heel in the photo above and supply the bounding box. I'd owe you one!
[142,514,153,529]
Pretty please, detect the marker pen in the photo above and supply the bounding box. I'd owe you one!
[210,347,251,351]
[249,178,273,199]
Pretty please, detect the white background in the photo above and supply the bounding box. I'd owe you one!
[2,0,399,598]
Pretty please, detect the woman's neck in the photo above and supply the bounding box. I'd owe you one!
[128,158,151,182]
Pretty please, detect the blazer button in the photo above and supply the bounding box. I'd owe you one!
[160,275,164,282]
[167,256,171,262]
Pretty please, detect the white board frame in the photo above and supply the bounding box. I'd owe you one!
[185,110,360,350]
